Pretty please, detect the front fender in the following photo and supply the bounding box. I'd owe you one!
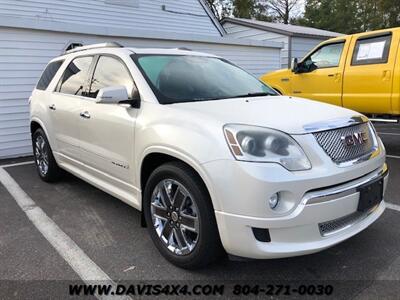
[138,145,221,211]
[134,103,233,211]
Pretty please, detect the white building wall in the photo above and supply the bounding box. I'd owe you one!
[223,22,289,69]
[223,21,335,69]
[291,36,325,61]
[0,0,222,37]
[0,27,281,158]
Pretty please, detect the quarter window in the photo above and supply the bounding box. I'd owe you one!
[88,56,136,99]
[307,42,344,69]
[59,56,93,96]
[36,60,64,91]
[352,34,392,65]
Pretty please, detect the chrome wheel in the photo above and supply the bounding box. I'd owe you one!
[150,179,200,256]
[34,135,49,176]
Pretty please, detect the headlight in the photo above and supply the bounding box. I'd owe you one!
[224,124,312,171]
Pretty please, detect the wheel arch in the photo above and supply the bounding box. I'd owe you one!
[30,118,57,156]
[30,118,50,140]
[139,148,218,227]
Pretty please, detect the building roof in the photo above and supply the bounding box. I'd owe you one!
[222,17,342,39]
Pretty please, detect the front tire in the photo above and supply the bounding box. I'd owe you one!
[143,162,224,269]
[32,128,62,182]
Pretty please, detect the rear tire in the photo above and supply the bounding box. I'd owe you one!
[143,161,224,269]
[32,128,63,182]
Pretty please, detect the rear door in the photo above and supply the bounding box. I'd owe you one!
[290,40,349,107]
[342,31,397,114]
[50,56,94,161]
[32,59,64,146]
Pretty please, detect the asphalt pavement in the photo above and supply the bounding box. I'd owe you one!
[0,123,399,299]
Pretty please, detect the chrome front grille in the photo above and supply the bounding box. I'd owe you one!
[319,211,366,236]
[313,122,375,164]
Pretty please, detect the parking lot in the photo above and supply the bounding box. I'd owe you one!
[0,122,399,299]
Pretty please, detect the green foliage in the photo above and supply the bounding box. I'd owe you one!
[206,0,400,32]
[205,0,233,19]
[300,0,400,34]
[232,0,256,18]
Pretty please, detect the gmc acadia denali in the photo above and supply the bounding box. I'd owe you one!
[29,43,388,268]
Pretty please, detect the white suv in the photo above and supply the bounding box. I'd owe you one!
[30,43,388,268]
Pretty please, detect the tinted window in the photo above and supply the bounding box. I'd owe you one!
[352,34,392,65]
[36,60,63,90]
[88,56,136,98]
[306,42,344,69]
[59,56,93,96]
[135,55,276,104]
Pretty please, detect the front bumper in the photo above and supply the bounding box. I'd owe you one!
[203,155,388,258]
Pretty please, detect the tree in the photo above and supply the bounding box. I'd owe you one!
[205,0,295,23]
[265,0,302,24]
[232,0,256,18]
[253,2,275,22]
[205,0,233,20]
[359,0,400,30]
[383,0,400,28]
[300,0,400,34]
[300,0,360,34]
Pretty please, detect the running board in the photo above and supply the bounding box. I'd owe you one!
[370,118,399,123]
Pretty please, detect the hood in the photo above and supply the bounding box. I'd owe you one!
[261,68,291,80]
[171,96,361,135]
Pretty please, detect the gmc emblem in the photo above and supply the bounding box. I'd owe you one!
[341,132,368,147]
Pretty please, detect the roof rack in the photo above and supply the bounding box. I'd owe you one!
[64,42,123,54]
[174,47,192,51]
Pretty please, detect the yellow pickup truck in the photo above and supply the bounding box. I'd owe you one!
[260,28,400,118]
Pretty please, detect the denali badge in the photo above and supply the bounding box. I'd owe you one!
[112,161,129,169]
[341,132,368,147]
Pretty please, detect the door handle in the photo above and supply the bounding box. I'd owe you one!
[382,70,391,81]
[80,111,91,119]
[49,104,56,111]
[328,73,341,82]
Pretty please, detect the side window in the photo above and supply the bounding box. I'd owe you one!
[305,42,344,69]
[36,60,64,90]
[88,56,136,99]
[352,34,392,66]
[59,56,93,96]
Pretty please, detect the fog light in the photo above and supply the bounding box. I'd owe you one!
[269,193,279,209]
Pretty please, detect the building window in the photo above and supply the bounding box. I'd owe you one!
[104,0,139,8]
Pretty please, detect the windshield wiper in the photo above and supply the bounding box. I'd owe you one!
[169,92,277,104]
[231,92,277,98]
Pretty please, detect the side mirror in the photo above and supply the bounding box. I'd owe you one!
[291,58,299,73]
[96,86,140,108]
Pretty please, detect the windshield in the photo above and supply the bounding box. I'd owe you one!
[133,55,277,104]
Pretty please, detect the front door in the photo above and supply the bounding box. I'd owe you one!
[78,55,138,185]
[290,41,348,107]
